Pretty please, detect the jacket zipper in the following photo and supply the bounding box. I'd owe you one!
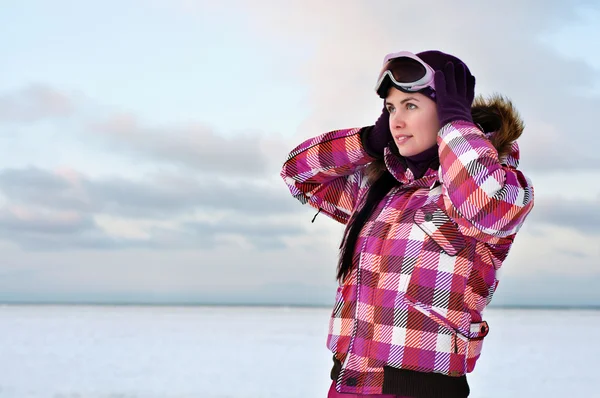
[340,188,398,388]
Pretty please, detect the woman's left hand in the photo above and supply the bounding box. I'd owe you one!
[434,61,475,127]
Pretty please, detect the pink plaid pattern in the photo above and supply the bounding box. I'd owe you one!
[281,128,373,224]
[280,122,534,395]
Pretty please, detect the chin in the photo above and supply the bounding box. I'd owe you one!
[395,146,418,157]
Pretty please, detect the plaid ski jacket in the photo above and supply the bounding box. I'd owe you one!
[280,119,534,395]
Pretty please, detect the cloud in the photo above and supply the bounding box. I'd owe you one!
[89,113,271,176]
[492,272,600,308]
[0,84,288,179]
[0,85,75,122]
[0,165,308,251]
[0,202,306,252]
[0,205,129,251]
[0,237,342,302]
[0,206,94,235]
[0,166,300,219]
[181,219,307,250]
[527,197,600,234]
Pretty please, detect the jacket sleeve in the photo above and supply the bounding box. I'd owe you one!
[437,121,534,243]
[280,127,376,224]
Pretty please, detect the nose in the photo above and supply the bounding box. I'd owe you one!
[390,111,406,129]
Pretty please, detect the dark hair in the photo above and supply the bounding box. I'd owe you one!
[336,167,398,281]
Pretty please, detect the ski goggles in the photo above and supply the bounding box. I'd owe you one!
[374,51,436,98]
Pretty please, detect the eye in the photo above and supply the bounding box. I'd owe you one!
[406,103,417,110]
[387,105,396,113]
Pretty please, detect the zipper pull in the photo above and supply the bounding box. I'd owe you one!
[453,333,458,354]
[311,208,321,223]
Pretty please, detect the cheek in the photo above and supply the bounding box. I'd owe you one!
[428,118,441,140]
[430,107,441,131]
[423,109,440,141]
[421,130,438,147]
[416,117,439,143]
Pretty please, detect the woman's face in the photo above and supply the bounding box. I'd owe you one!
[385,87,440,157]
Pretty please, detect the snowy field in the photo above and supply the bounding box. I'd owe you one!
[0,305,598,398]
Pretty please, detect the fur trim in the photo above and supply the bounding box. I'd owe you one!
[471,94,525,161]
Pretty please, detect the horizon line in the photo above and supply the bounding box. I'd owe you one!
[1,301,599,311]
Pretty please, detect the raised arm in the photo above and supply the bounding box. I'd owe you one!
[437,121,534,242]
[280,127,377,224]
[433,61,534,243]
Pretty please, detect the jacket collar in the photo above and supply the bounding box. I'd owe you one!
[383,146,439,188]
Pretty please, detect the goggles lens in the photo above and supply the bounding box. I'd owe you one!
[385,57,427,83]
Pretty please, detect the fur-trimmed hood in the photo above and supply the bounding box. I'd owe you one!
[471,94,524,167]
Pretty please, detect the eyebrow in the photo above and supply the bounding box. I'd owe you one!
[400,97,419,104]
[386,97,419,106]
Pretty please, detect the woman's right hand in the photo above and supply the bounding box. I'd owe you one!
[363,105,392,157]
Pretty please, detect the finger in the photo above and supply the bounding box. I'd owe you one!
[455,63,467,97]
[434,70,447,97]
[467,75,476,103]
[444,61,457,95]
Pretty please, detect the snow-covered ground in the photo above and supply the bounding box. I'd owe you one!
[0,305,597,398]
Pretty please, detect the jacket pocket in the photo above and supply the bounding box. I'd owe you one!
[404,203,471,331]
[327,285,345,352]
[327,283,355,353]
[413,203,466,256]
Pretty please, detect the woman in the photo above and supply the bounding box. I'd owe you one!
[280,50,534,398]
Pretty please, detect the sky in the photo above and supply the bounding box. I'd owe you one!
[1,0,599,308]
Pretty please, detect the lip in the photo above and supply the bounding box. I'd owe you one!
[393,134,412,144]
